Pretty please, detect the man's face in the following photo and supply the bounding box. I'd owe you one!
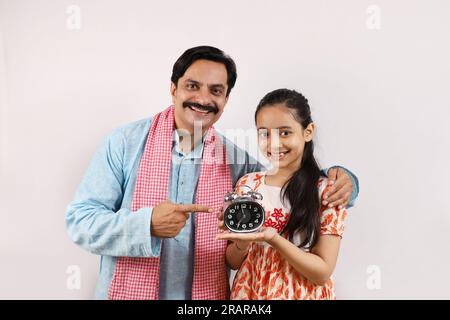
[171,59,229,133]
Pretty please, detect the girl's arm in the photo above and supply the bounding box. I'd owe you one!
[217,229,341,285]
[268,233,341,286]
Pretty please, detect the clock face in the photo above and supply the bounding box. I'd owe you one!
[224,201,265,233]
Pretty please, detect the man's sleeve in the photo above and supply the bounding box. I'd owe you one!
[65,129,161,257]
[323,166,360,208]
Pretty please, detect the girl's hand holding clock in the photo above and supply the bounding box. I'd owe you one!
[216,208,278,248]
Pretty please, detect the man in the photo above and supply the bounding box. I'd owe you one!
[65,46,359,300]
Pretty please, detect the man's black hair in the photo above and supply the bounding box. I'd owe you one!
[171,46,237,96]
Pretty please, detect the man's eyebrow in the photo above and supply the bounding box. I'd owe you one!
[185,79,226,88]
[208,84,226,89]
[185,78,201,85]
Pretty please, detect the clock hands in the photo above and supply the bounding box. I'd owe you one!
[237,207,246,229]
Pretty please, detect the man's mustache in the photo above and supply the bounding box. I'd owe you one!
[183,101,219,114]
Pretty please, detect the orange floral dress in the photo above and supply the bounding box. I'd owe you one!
[230,171,347,300]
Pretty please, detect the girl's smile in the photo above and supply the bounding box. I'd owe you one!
[268,149,290,161]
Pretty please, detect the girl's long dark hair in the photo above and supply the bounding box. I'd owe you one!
[255,89,325,249]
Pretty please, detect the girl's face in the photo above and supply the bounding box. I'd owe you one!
[256,103,314,173]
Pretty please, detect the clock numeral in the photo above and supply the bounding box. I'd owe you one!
[229,209,235,214]
[254,207,258,212]
[227,215,232,219]
[254,219,259,223]
[241,204,247,209]
[249,223,253,228]
[229,221,234,225]
[242,224,247,229]
[256,214,261,218]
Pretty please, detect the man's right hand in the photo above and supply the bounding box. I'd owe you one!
[151,200,213,238]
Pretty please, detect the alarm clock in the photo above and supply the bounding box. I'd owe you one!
[223,185,265,233]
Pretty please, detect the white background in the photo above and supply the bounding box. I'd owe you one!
[1,0,449,299]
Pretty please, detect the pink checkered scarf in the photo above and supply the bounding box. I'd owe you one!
[108,106,232,300]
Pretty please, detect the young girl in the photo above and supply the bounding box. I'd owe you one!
[217,89,347,300]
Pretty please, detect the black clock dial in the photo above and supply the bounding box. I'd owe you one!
[224,201,265,233]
